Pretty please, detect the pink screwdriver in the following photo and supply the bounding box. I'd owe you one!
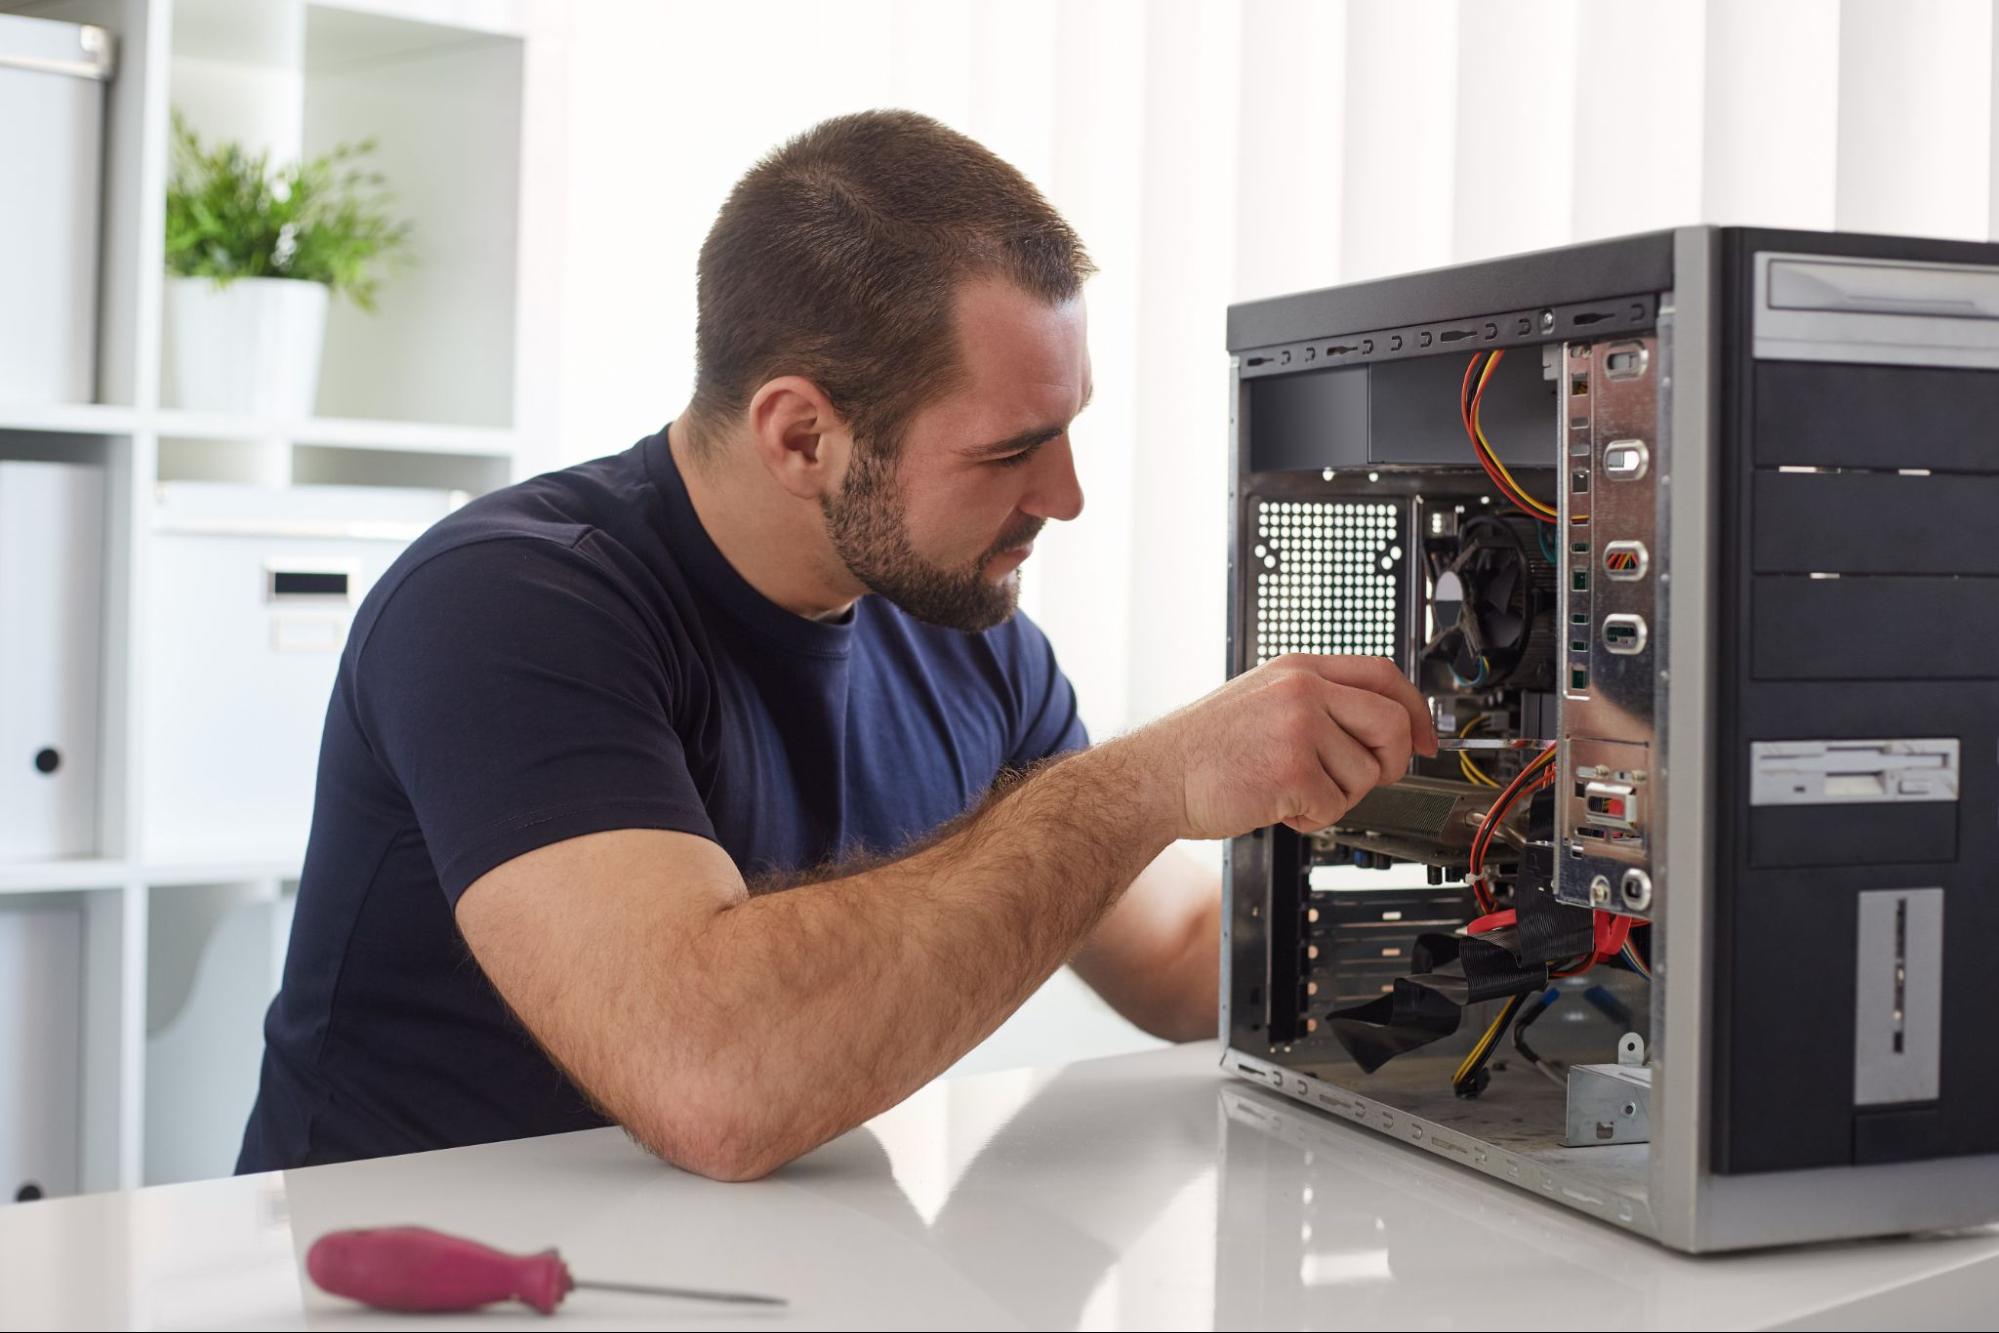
[307,1226,787,1315]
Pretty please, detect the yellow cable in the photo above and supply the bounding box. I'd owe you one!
[1452,998,1516,1085]
[1471,356,1560,519]
[1456,714,1501,787]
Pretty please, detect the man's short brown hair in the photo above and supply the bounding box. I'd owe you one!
[686,110,1094,455]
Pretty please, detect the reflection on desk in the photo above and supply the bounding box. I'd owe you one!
[1,1043,1996,1330]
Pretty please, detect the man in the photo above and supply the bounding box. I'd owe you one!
[238,110,1435,1181]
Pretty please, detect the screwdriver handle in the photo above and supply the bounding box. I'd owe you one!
[307,1226,574,1315]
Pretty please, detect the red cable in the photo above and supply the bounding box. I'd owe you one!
[1469,749,1556,871]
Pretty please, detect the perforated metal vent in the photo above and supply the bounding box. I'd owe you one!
[1251,499,1404,664]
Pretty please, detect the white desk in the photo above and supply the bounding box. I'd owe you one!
[2,1042,1995,1330]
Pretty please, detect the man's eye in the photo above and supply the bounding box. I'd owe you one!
[991,441,1045,469]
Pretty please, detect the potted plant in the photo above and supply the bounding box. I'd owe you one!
[163,112,410,418]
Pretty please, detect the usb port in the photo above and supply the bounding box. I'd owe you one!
[1604,440,1649,480]
[1605,343,1648,379]
[1603,614,1648,656]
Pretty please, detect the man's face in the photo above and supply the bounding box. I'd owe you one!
[822,278,1090,632]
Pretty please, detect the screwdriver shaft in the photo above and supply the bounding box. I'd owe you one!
[574,1278,787,1306]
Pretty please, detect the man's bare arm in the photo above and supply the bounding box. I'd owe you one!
[1070,844,1220,1043]
[455,655,1435,1181]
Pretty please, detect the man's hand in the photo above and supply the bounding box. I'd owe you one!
[1126,654,1437,839]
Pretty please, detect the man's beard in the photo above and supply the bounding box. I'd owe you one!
[822,446,1041,633]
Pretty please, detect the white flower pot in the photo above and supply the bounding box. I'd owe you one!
[164,275,329,417]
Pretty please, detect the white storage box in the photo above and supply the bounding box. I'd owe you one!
[0,14,114,405]
[142,483,462,865]
[0,461,104,862]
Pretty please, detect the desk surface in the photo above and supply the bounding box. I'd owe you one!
[3,1041,1996,1330]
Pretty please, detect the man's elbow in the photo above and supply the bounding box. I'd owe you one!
[1136,998,1218,1045]
[671,1139,786,1183]
[1136,965,1220,1044]
[624,1096,803,1183]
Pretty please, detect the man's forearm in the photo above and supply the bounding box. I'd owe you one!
[1151,891,1222,1042]
[656,736,1175,1177]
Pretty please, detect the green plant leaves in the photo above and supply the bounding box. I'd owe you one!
[163,110,412,311]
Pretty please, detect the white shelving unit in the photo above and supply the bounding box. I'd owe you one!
[0,0,566,1193]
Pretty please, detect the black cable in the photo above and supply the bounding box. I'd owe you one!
[1461,350,1492,421]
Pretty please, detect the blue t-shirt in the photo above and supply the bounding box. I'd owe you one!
[236,427,1087,1171]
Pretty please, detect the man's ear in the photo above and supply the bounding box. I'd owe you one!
[746,376,852,501]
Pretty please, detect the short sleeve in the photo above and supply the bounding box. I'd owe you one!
[1004,613,1090,768]
[351,536,717,902]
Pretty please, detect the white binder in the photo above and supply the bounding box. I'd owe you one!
[0,903,83,1200]
[0,461,103,861]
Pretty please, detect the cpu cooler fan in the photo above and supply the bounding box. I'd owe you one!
[1423,513,1556,691]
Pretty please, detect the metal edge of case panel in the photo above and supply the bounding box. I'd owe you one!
[1646,224,1717,1252]
[1219,356,1244,1052]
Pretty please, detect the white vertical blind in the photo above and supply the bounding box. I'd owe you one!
[1702,0,1841,231]
[1339,0,1461,281]
[1570,0,1709,242]
[1451,0,1580,265]
[1835,0,1994,238]
[551,0,1999,742]
[1121,0,1241,728]
[1235,0,1349,303]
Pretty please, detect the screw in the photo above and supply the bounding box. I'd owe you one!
[1539,309,1556,333]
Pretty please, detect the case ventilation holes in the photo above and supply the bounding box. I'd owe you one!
[1253,500,1402,664]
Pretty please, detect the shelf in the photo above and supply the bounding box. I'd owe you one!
[144,857,303,887]
[0,403,518,457]
[306,0,531,65]
[0,403,141,437]
[0,858,301,895]
[174,0,530,71]
[0,859,130,895]
[0,0,549,1198]
[152,409,518,456]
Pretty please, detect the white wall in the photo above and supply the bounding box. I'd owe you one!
[545,0,1999,1070]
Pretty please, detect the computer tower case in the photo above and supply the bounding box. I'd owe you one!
[1221,226,1999,1251]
